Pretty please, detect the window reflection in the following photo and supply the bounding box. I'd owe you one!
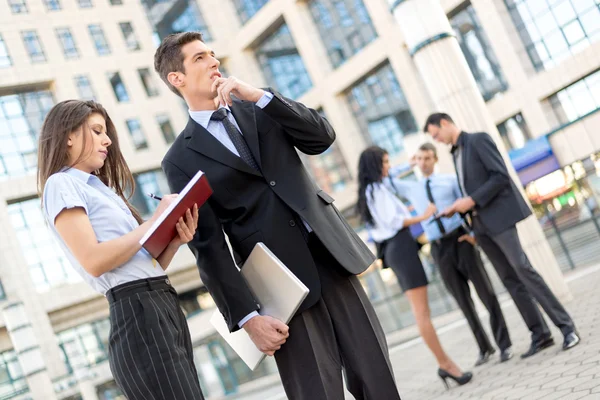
[255,24,313,100]
[505,0,600,71]
[345,63,417,155]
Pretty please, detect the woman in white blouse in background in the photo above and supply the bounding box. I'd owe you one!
[357,146,472,389]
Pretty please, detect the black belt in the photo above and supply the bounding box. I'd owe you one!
[432,226,466,246]
[106,276,172,303]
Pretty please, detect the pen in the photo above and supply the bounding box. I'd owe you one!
[147,193,162,201]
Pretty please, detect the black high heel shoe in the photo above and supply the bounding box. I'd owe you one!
[437,368,473,389]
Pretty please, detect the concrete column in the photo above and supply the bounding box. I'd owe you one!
[78,380,100,400]
[390,0,571,300]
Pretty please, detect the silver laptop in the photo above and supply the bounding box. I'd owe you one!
[210,243,309,370]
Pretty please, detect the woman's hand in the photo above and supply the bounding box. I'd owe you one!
[150,194,178,222]
[170,204,199,247]
[422,203,437,220]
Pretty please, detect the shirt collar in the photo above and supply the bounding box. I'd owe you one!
[61,166,93,183]
[188,105,231,129]
[451,131,467,154]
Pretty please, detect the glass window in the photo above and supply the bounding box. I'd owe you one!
[0,350,28,398]
[130,169,171,218]
[0,90,54,179]
[546,69,600,126]
[74,75,96,101]
[119,22,141,52]
[0,35,11,68]
[7,198,81,291]
[21,31,46,63]
[345,62,417,155]
[78,0,92,7]
[308,0,377,68]
[43,0,60,10]
[8,0,28,13]
[450,3,508,101]
[126,119,148,150]
[497,113,531,150]
[156,114,176,144]
[255,23,313,100]
[107,72,129,102]
[58,319,110,374]
[138,68,160,97]
[55,28,79,60]
[88,24,111,56]
[505,0,600,71]
[232,0,269,24]
[155,0,212,41]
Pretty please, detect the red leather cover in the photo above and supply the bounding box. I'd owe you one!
[143,174,213,258]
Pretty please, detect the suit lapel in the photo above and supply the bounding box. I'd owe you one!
[461,133,469,191]
[184,117,262,177]
[230,100,262,168]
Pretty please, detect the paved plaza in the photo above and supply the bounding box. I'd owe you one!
[219,263,600,400]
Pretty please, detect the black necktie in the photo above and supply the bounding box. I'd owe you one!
[425,178,446,235]
[210,108,260,171]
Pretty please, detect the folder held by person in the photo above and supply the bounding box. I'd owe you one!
[210,243,309,370]
[140,170,212,258]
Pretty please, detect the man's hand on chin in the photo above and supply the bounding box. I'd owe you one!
[243,315,290,356]
[211,76,265,106]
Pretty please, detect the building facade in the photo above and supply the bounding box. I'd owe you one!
[1,0,599,398]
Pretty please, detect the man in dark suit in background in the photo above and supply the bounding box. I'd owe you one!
[154,32,401,400]
[424,113,580,358]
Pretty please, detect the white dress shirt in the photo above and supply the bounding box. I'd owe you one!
[366,182,412,243]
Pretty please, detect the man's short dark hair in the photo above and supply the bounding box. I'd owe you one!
[418,142,437,158]
[154,32,204,97]
[423,113,454,133]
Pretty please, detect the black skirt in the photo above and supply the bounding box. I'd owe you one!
[381,228,428,291]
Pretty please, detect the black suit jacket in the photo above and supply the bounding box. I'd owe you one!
[162,90,375,331]
[452,132,531,235]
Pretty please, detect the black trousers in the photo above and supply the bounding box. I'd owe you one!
[431,228,511,353]
[475,221,576,342]
[274,234,401,400]
[107,276,204,400]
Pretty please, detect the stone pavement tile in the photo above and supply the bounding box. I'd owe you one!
[539,389,577,400]
[520,373,554,389]
[555,391,592,400]
[540,375,577,390]
[579,395,599,400]
[580,353,600,365]
[525,388,562,400]
[576,363,600,377]
[560,364,596,377]
[503,386,544,400]
[558,376,598,392]
[532,361,582,377]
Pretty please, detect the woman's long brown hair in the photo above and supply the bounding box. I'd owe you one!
[37,100,143,224]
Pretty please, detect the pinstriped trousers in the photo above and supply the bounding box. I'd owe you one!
[107,278,204,400]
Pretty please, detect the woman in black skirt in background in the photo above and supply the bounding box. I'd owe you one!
[358,146,471,388]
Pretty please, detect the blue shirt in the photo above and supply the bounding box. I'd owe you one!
[43,167,165,295]
[387,164,464,241]
[188,92,274,157]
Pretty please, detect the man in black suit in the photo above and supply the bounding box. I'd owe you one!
[424,113,580,358]
[154,32,400,399]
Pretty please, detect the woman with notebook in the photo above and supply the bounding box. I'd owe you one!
[37,100,204,399]
[357,146,472,389]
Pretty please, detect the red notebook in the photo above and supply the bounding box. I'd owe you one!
[140,170,213,259]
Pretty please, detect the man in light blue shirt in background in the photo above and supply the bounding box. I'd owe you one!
[388,143,513,366]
